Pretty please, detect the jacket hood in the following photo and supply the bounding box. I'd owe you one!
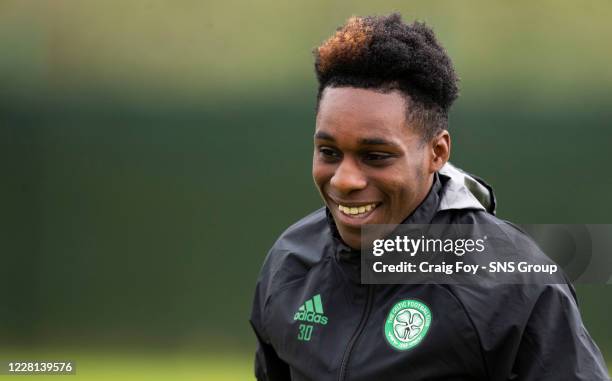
[438,162,497,215]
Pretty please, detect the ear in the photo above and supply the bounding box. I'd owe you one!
[429,130,451,173]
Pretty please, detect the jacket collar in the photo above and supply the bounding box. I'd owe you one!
[437,162,496,214]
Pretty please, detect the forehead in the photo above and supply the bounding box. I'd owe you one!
[316,87,410,137]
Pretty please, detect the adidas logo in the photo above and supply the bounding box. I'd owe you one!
[293,294,328,325]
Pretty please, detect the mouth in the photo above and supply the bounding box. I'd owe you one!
[329,198,381,227]
[337,203,378,216]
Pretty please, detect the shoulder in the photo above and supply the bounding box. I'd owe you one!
[437,208,573,304]
[255,207,334,300]
[267,207,332,269]
[438,209,556,266]
[440,209,578,312]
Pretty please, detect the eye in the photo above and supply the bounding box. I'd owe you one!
[318,146,341,161]
[363,152,394,162]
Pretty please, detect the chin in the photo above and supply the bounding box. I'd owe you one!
[335,227,361,250]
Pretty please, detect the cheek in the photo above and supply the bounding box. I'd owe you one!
[371,168,420,202]
[312,161,332,189]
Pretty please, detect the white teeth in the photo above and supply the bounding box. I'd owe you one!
[338,203,377,216]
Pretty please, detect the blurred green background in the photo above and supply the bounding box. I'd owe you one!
[1,0,611,379]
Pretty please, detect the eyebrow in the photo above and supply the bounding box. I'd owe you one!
[314,131,336,141]
[360,137,396,146]
[314,131,399,147]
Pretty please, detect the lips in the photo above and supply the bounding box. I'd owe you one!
[327,197,382,229]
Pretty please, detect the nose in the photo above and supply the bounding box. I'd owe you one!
[330,157,367,194]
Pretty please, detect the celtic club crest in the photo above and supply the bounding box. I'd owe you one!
[384,299,432,350]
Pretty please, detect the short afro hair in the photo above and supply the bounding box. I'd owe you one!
[314,13,459,141]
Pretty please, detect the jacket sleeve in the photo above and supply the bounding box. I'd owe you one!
[251,321,291,380]
[250,257,291,381]
[510,283,610,380]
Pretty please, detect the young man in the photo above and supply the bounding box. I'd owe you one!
[250,14,609,381]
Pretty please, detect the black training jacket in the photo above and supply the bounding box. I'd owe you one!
[250,163,610,381]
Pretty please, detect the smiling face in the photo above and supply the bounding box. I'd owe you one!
[313,87,450,249]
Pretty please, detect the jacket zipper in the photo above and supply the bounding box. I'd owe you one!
[337,284,374,381]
